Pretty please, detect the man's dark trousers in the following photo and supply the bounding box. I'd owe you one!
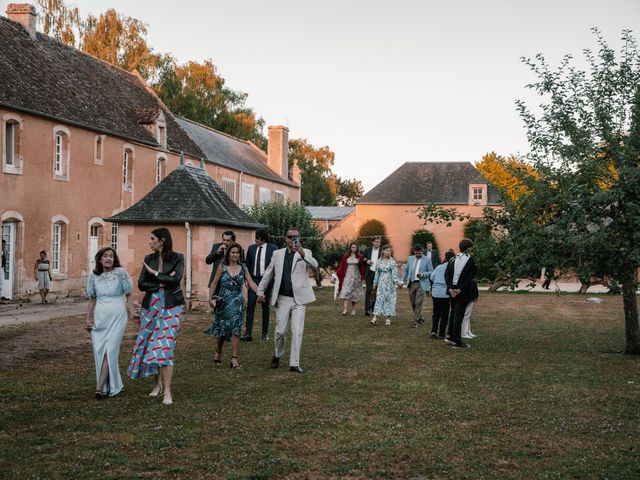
[449,297,469,344]
[245,279,271,337]
[365,270,376,314]
[432,297,450,337]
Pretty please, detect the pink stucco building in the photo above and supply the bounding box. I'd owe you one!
[0,5,299,300]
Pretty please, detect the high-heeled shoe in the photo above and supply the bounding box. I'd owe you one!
[94,389,105,399]
[162,392,173,405]
[148,383,163,398]
[230,356,241,369]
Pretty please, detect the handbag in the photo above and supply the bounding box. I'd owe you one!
[211,295,225,313]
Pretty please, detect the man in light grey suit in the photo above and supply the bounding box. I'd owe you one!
[257,227,318,373]
[402,244,434,328]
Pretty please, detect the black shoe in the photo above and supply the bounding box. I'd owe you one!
[452,342,471,349]
[430,332,437,339]
[365,311,370,316]
[289,366,304,373]
[271,357,280,369]
[261,335,269,341]
[443,337,455,345]
[240,335,253,342]
[418,318,425,325]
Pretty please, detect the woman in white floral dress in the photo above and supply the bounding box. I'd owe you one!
[370,245,400,326]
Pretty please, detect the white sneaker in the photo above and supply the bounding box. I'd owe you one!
[370,317,377,325]
[384,319,391,326]
[469,333,477,338]
[462,335,473,339]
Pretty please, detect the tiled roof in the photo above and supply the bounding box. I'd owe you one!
[305,206,355,220]
[0,16,204,158]
[105,165,263,228]
[177,117,297,187]
[358,162,500,205]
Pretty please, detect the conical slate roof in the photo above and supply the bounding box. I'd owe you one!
[105,165,263,228]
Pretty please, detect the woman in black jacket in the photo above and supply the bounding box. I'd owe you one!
[127,227,185,405]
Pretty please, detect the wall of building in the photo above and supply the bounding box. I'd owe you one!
[324,203,489,262]
[0,108,187,298]
[119,224,257,305]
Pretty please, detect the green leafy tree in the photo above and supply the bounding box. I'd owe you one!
[336,177,364,206]
[288,139,337,205]
[243,201,322,254]
[356,219,390,251]
[154,60,266,149]
[409,229,440,257]
[514,28,640,354]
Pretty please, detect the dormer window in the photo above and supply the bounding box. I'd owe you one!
[468,183,488,206]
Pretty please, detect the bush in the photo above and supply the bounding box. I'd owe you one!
[244,201,322,255]
[357,219,390,250]
[409,229,440,257]
[317,239,350,270]
[463,218,500,281]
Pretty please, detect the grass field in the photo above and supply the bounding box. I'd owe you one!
[1,289,639,479]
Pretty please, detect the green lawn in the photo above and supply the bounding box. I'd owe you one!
[1,290,639,479]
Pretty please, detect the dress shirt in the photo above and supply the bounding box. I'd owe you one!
[412,257,422,282]
[254,245,265,277]
[452,253,470,285]
[369,247,379,272]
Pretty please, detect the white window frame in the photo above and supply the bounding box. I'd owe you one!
[259,187,271,203]
[94,134,105,165]
[468,183,488,206]
[156,155,166,185]
[122,146,134,191]
[111,223,118,251]
[52,223,62,272]
[2,114,23,174]
[52,126,70,181]
[221,177,237,203]
[274,190,285,203]
[241,183,255,207]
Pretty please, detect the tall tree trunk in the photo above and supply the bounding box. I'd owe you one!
[488,277,512,292]
[622,280,640,355]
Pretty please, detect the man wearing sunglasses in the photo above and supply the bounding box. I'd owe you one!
[257,227,318,373]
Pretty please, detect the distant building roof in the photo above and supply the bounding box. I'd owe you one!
[105,165,263,228]
[305,206,355,221]
[0,16,204,158]
[358,162,500,205]
[176,117,297,187]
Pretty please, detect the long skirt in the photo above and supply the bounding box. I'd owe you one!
[127,289,183,379]
[91,296,128,396]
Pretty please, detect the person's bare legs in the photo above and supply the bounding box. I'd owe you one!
[342,300,348,315]
[149,373,162,397]
[97,353,109,393]
[351,301,357,315]
[43,289,49,303]
[230,336,241,368]
[162,366,174,404]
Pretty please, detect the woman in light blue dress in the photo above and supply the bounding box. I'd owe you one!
[86,247,133,398]
[370,245,400,326]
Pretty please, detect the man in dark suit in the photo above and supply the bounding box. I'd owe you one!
[362,236,382,316]
[242,228,277,341]
[424,242,439,272]
[445,239,477,349]
[205,230,235,290]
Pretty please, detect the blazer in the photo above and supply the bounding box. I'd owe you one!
[402,254,433,292]
[444,254,477,305]
[424,249,439,271]
[363,246,382,278]
[258,247,318,306]
[246,242,277,281]
[138,251,185,309]
[205,242,226,288]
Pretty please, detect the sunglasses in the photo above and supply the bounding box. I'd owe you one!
[286,234,298,239]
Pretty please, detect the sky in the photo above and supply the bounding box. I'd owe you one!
[4,0,638,191]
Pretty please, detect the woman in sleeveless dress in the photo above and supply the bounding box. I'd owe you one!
[34,251,52,304]
[85,247,133,398]
[207,243,259,369]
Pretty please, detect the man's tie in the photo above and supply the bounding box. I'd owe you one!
[255,245,263,277]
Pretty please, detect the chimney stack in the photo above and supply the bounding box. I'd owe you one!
[7,3,37,39]
[267,125,289,180]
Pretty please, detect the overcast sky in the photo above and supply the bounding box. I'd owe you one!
[5,0,638,190]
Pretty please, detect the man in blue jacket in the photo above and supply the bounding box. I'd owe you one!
[402,244,433,328]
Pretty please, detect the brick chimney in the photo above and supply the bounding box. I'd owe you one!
[7,3,37,39]
[267,125,289,180]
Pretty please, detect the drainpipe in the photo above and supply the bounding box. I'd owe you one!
[185,222,192,307]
